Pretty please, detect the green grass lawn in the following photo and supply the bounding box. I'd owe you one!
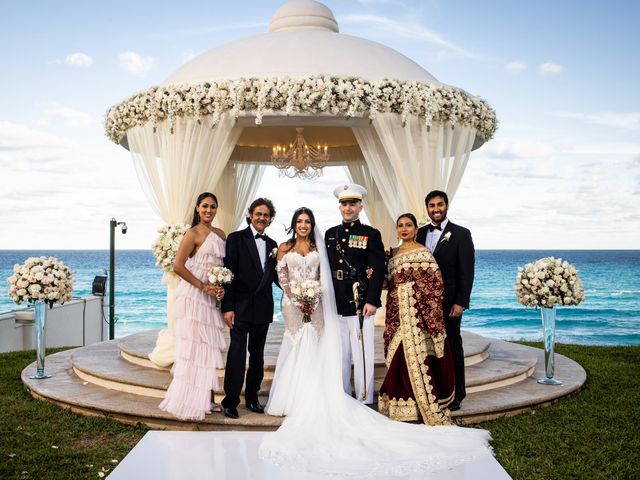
[485,343,640,479]
[0,349,148,479]
[1,344,639,479]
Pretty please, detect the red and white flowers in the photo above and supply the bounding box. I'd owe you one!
[7,256,75,306]
[515,257,585,308]
[290,279,322,323]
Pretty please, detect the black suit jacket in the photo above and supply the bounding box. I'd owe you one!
[417,221,474,312]
[221,226,278,324]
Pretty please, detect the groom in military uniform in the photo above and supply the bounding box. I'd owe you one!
[325,184,385,404]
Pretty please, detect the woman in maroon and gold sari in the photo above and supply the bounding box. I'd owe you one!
[378,213,456,426]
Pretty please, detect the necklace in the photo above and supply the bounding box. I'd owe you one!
[399,240,419,251]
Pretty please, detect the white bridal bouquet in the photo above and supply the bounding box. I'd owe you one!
[207,266,234,308]
[291,279,322,323]
[7,256,75,307]
[515,257,585,308]
[152,224,190,273]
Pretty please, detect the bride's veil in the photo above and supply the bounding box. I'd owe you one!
[312,224,347,395]
[259,225,492,477]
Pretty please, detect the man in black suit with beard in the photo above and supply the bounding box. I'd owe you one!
[221,198,279,419]
[416,190,475,411]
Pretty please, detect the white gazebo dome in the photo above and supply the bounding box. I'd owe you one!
[162,0,439,85]
[107,0,497,366]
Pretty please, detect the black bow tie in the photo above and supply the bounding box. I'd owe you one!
[254,233,266,240]
[427,224,442,232]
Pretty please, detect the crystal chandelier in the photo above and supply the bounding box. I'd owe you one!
[271,128,330,180]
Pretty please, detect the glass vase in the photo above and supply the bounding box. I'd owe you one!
[537,305,562,385]
[29,301,52,380]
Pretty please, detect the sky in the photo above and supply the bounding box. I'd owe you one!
[1,0,638,250]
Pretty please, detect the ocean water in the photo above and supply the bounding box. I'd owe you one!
[1,250,638,346]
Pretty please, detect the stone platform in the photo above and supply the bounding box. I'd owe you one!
[22,324,586,429]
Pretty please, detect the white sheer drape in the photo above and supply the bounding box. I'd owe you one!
[126,113,243,367]
[353,113,476,225]
[352,126,406,223]
[214,162,267,233]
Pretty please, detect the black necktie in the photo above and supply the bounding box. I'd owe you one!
[255,233,266,240]
[427,224,442,232]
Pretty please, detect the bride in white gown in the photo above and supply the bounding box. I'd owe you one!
[261,208,492,477]
[265,207,324,416]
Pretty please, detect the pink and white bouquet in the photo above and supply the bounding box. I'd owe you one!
[151,224,191,273]
[290,279,322,323]
[207,266,234,308]
[515,257,585,308]
[7,256,75,307]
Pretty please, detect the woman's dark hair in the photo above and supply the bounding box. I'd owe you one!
[424,190,449,206]
[396,213,418,228]
[246,197,276,225]
[284,207,316,251]
[191,192,218,227]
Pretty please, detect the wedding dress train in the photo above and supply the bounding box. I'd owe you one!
[259,227,491,477]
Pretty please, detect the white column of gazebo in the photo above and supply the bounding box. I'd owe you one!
[105,0,497,367]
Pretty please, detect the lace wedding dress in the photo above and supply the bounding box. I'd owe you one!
[259,227,492,477]
[265,250,324,416]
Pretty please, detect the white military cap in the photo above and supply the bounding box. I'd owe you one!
[333,184,367,202]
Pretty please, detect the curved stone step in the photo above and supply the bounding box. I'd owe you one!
[72,341,274,399]
[24,351,280,431]
[76,334,504,399]
[465,341,538,393]
[118,325,491,370]
[21,339,587,429]
[454,340,587,424]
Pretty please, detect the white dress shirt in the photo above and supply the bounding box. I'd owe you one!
[426,218,448,253]
[250,224,267,270]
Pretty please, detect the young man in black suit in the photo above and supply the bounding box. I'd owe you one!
[221,198,279,419]
[416,190,474,411]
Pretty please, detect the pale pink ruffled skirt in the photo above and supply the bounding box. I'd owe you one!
[159,233,226,421]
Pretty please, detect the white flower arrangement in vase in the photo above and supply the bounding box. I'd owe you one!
[6,256,75,307]
[515,257,585,308]
[515,256,585,385]
[151,224,191,273]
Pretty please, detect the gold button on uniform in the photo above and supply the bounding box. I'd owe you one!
[339,259,343,263]
[342,238,346,242]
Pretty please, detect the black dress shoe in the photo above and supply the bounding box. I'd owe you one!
[449,400,461,411]
[223,407,239,419]
[246,402,265,414]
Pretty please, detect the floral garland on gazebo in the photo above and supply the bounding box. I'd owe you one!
[105,76,498,144]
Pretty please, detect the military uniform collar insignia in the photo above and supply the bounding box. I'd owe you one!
[342,219,361,227]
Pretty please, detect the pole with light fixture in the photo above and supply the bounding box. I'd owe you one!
[109,218,127,340]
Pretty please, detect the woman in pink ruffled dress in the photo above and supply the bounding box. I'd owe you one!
[159,192,227,420]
